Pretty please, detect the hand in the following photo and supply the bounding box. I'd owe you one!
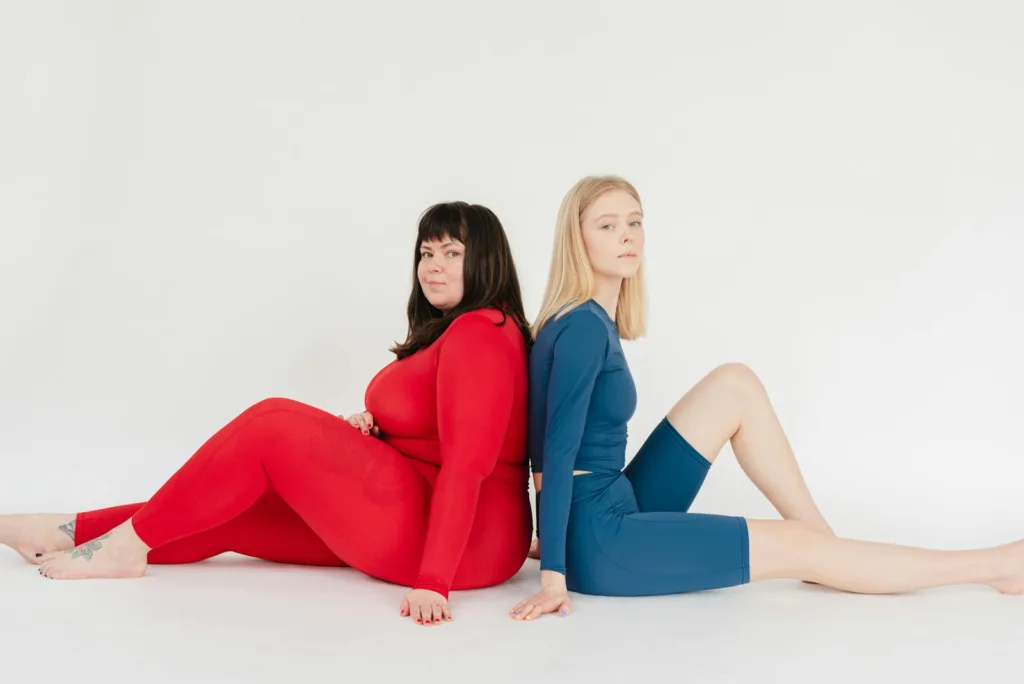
[510,576,572,621]
[400,588,451,626]
[344,411,379,436]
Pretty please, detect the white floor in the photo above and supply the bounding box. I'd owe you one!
[4,552,1021,683]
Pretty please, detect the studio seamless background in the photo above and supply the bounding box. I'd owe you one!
[1,2,1022,551]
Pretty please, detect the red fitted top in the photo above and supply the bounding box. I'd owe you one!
[363,308,529,597]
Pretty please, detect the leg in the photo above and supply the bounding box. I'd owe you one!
[665,363,832,534]
[748,520,1024,594]
[0,514,78,564]
[2,493,343,567]
[40,398,431,580]
[564,475,751,597]
[623,417,712,513]
[71,491,346,566]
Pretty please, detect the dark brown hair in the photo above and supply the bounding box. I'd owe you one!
[390,201,531,359]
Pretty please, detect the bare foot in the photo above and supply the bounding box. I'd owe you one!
[0,514,78,564]
[38,520,149,580]
[990,540,1024,595]
[527,537,540,560]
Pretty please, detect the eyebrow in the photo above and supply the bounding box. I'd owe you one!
[420,241,460,250]
[592,210,643,222]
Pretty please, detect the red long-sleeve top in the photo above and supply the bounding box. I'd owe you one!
[363,308,529,597]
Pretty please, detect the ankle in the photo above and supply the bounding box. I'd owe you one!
[112,520,152,554]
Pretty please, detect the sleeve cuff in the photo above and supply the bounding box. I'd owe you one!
[413,576,450,600]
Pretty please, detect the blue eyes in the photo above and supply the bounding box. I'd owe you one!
[600,222,642,230]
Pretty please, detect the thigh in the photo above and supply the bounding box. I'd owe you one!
[572,508,750,596]
[664,364,750,461]
[623,418,712,513]
[260,419,433,586]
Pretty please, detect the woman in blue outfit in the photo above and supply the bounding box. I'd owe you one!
[511,175,1024,620]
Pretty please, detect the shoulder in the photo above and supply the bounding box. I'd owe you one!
[538,303,612,355]
[440,308,524,353]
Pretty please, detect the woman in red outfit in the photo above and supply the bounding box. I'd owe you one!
[0,201,533,626]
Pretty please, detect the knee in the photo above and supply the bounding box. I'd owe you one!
[239,395,303,417]
[247,397,305,413]
[230,397,328,451]
[236,397,314,427]
[709,362,763,394]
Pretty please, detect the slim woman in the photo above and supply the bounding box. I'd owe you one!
[0,201,534,627]
[512,175,1023,620]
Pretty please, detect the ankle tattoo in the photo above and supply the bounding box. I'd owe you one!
[58,520,76,543]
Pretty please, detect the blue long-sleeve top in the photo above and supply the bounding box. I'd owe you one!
[528,299,637,575]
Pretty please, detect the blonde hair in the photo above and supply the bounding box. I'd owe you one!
[532,175,647,340]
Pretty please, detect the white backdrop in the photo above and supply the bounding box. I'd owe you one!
[2,1,1022,552]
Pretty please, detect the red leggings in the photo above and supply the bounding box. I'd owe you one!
[74,398,502,589]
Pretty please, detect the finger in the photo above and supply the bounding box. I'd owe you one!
[512,598,535,617]
[525,602,547,621]
[400,598,409,617]
[512,600,534,620]
[431,604,442,624]
[558,599,572,617]
[416,604,427,625]
[371,425,380,436]
[442,604,452,622]
[510,596,533,614]
[363,413,374,429]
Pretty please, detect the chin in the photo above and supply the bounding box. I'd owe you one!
[425,296,454,311]
[604,263,641,279]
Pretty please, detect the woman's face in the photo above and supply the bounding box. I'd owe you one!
[417,236,466,312]
[580,189,644,280]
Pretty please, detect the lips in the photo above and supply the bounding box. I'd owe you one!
[618,252,637,258]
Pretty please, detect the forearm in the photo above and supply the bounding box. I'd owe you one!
[415,470,484,597]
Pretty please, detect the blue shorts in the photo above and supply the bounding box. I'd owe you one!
[564,418,750,596]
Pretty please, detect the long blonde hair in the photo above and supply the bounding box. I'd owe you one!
[532,175,647,340]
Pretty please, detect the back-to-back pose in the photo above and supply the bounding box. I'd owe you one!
[512,175,1023,620]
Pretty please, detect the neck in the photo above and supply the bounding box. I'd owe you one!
[591,275,622,321]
